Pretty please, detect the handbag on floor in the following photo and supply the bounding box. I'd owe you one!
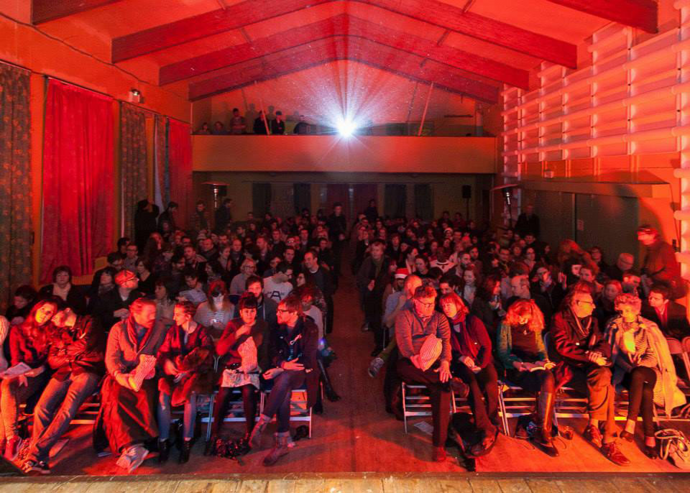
[656,428,690,470]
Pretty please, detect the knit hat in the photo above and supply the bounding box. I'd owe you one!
[394,268,410,280]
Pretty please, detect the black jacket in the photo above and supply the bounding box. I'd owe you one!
[93,289,144,333]
[48,315,105,380]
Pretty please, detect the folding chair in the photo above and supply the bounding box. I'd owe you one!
[401,382,456,433]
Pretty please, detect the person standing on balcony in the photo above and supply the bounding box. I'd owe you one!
[253,111,268,135]
[270,111,286,135]
[229,108,246,135]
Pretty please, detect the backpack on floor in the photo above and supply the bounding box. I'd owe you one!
[656,428,690,470]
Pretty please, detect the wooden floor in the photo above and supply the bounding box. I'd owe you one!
[24,260,690,476]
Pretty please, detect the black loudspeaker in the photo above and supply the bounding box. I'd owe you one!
[462,185,472,199]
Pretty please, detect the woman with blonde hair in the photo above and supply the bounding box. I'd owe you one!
[497,299,558,457]
[605,293,685,458]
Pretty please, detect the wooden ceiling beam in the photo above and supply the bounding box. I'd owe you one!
[32,0,123,24]
[188,37,499,104]
[547,0,657,33]
[162,14,528,89]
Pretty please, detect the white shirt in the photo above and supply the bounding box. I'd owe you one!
[263,277,293,302]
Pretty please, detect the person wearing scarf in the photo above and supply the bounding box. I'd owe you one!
[497,299,558,457]
[440,292,498,457]
[605,294,685,459]
[249,294,319,466]
[156,301,214,464]
[551,282,629,466]
[100,298,166,473]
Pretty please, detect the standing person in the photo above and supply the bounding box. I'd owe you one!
[515,204,540,238]
[253,111,268,135]
[270,111,286,135]
[497,300,558,457]
[605,294,685,459]
[550,282,629,466]
[356,240,391,355]
[156,301,214,464]
[229,108,246,135]
[440,292,498,457]
[303,250,334,334]
[0,299,58,460]
[637,225,685,299]
[134,199,160,253]
[100,298,167,473]
[22,306,105,474]
[395,285,452,462]
[293,115,310,135]
[190,201,210,238]
[215,198,233,234]
[158,202,178,235]
[248,295,319,466]
[327,202,348,278]
[207,294,269,451]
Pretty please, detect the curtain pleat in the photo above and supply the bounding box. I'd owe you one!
[0,63,32,311]
[120,103,149,238]
[41,79,114,282]
[168,119,192,231]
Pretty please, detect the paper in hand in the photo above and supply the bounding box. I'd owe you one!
[1,362,32,378]
[131,354,157,392]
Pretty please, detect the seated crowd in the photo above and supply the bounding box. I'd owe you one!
[1,198,689,474]
[0,200,347,474]
[362,208,689,465]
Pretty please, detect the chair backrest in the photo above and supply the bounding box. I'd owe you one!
[683,336,690,355]
[667,337,684,355]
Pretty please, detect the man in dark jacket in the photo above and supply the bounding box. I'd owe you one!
[249,295,319,466]
[357,240,391,355]
[303,250,335,333]
[643,284,690,341]
[327,202,348,277]
[638,225,685,299]
[22,307,105,474]
[93,270,144,333]
[515,204,540,238]
[134,199,160,252]
[214,198,233,234]
[550,282,629,466]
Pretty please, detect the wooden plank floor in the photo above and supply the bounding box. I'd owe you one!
[26,264,690,476]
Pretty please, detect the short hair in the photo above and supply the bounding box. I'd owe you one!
[603,279,623,292]
[14,285,37,301]
[614,293,642,313]
[276,110,282,116]
[279,294,303,316]
[439,292,469,316]
[129,298,156,315]
[237,292,258,311]
[167,201,178,209]
[232,107,239,112]
[117,237,130,248]
[413,285,437,300]
[649,283,671,300]
[183,267,199,279]
[439,272,461,289]
[175,300,197,318]
[370,239,386,249]
[276,261,291,274]
[107,252,124,264]
[52,265,72,283]
[245,275,263,289]
[333,202,342,208]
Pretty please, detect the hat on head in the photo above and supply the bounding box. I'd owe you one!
[395,268,410,280]
[115,269,137,286]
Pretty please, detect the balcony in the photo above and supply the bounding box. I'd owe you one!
[192,135,498,174]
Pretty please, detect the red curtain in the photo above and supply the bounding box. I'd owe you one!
[168,119,192,231]
[41,79,114,282]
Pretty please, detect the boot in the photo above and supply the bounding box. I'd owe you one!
[531,392,559,457]
[179,440,192,464]
[263,432,290,466]
[158,439,170,463]
[318,359,341,402]
[248,415,270,449]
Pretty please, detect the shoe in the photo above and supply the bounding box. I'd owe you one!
[249,416,269,449]
[179,440,192,464]
[263,432,290,466]
[532,392,559,457]
[4,436,22,461]
[620,430,634,442]
[583,424,603,449]
[368,357,385,378]
[433,446,447,462]
[21,460,50,476]
[450,378,469,399]
[644,443,658,459]
[158,439,170,463]
[118,445,149,473]
[470,428,498,457]
[601,441,630,466]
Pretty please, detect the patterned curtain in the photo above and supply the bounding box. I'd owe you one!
[120,103,149,238]
[0,63,32,311]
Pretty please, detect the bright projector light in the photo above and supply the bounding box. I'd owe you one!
[337,119,356,138]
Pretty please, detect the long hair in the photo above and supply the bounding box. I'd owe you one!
[504,299,544,333]
[19,298,59,353]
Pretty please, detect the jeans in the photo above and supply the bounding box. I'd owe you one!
[157,391,197,441]
[261,370,306,433]
[27,372,100,462]
[623,366,657,437]
[397,358,451,447]
[453,363,499,434]
[0,372,48,441]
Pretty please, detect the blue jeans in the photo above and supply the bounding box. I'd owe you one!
[261,370,305,433]
[27,372,100,462]
[157,391,197,441]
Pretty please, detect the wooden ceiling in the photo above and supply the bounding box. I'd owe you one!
[30,0,659,104]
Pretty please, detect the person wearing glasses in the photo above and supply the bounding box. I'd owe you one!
[395,284,452,463]
[550,282,629,466]
[248,295,319,466]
